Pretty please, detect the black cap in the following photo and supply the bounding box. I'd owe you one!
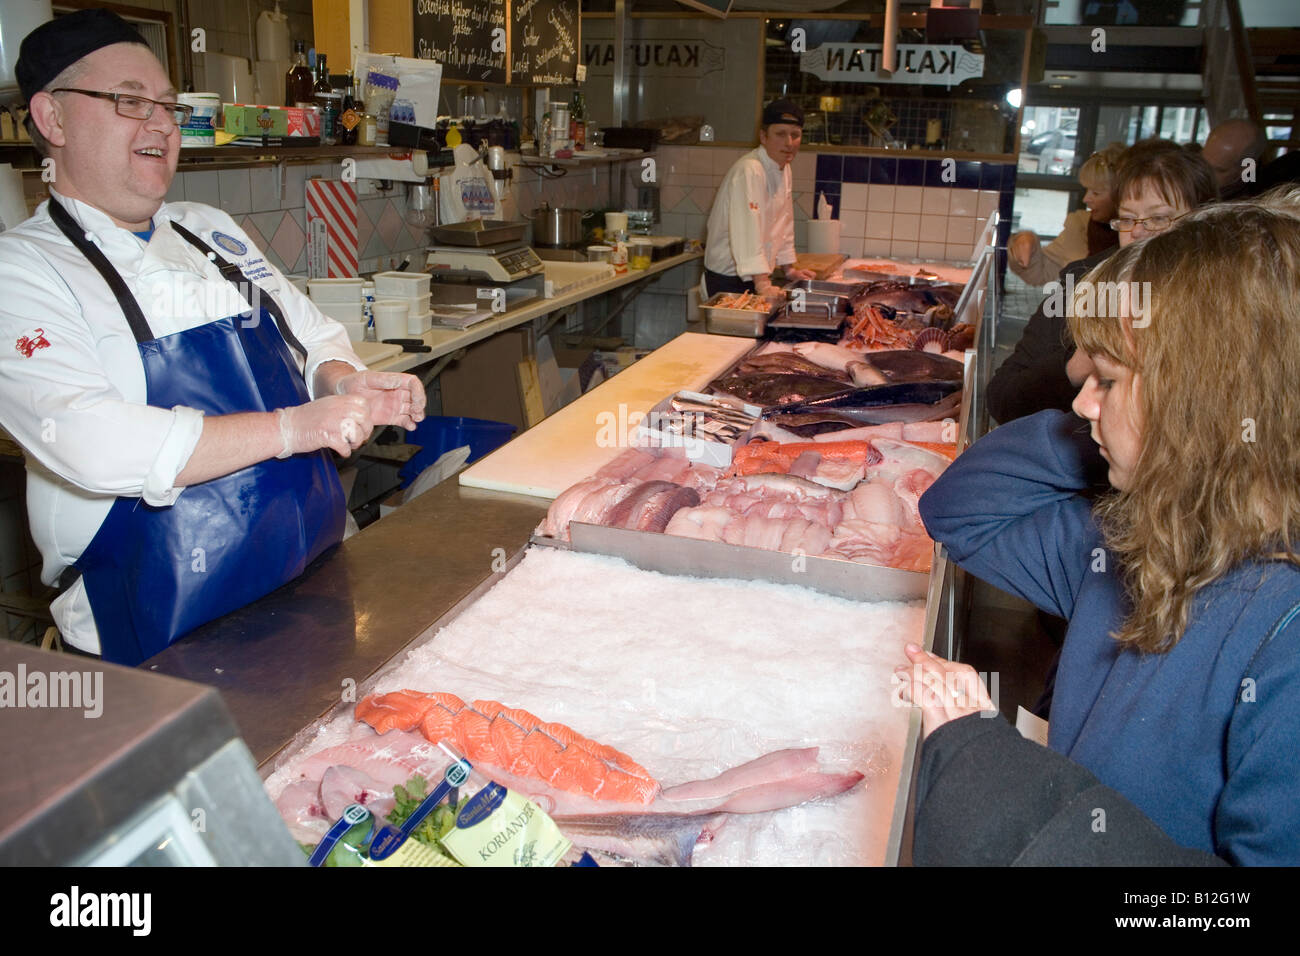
[761,99,804,129]
[17,9,148,104]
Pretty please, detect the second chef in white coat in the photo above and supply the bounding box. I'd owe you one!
[702,99,814,300]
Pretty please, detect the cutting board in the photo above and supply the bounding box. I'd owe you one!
[794,253,847,279]
[459,332,754,499]
[351,340,404,366]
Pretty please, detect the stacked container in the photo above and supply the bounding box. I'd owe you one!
[307,277,366,341]
[373,271,433,335]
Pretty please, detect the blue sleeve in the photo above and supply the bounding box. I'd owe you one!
[1219,609,1300,865]
[919,410,1105,620]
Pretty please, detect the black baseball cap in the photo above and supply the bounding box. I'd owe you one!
[762,99,804,129]
[17,9,148,104]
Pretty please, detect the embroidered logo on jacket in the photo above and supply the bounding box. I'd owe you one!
[749,201,759,211]
[212,231,248,256]
[16,329,51,358]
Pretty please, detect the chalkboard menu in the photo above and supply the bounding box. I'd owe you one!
[414,0,509,85]
[509,0,580,86]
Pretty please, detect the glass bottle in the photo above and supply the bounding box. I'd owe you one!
[285,40,314,107]
[339,72,359,146]
[313,53,340,145]
[570,90,586,151]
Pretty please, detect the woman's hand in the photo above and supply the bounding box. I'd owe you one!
[894,643,994,738]
[1008,231,1041,269]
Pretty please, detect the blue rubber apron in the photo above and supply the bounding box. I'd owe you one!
[50,201,346,665]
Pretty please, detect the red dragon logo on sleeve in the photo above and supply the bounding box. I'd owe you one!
[15,329,51,358]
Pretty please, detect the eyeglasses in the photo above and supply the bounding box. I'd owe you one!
[50,88,192,125]
[1109,212,1187,234]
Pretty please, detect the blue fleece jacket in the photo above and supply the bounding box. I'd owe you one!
[919,410,1300,865]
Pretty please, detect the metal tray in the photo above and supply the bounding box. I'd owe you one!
[429,220,528,247]
[768,301,845,330]
[701,292,776,337]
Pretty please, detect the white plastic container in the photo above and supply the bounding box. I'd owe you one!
[178,93,221,147]
[316,301,364,323]
[308,277,364,303]
[406,309,433,335]
[373,271,432,298]
[373,299,409,341]
[337,319,366,342]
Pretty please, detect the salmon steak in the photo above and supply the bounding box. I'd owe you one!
[355,691,660,803]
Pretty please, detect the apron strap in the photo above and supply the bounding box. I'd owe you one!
[48,198,156,344]
[169,220,310,363]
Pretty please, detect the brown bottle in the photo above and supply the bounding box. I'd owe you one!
[285,40,314,107]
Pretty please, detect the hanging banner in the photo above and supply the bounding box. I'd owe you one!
[799,43,984,86]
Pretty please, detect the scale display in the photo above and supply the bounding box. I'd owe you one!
[426,243,545,283]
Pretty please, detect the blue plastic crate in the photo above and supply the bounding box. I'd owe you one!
[397,416,516,487]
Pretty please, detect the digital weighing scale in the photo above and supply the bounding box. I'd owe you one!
[426,242,545,283]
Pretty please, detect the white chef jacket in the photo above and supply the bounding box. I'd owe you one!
[704,146,797,280]
[0,192,365,654]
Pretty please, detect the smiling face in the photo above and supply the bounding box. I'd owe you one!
[1116,179,1190,248]
[1072,352,1143,490]
[31,43,179,230]
[1081,178,1115,223]
[759,122,802,169]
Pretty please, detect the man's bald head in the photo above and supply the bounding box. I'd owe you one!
[1203,119,1267,191]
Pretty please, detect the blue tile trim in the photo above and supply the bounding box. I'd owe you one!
[842,156,870,183]
[869,157,897,185]
[815,154,842,181]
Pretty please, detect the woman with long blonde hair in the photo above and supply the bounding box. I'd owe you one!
[898,188,1300,865]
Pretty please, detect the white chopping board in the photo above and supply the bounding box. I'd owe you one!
[459,332,754,499]
[351,340,405,366]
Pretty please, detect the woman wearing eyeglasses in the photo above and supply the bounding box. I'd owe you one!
[990,139,1217,426]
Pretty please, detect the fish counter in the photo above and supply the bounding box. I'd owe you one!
[147,253,993,867]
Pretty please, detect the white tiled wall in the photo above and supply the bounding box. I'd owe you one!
[654,145,1002,266]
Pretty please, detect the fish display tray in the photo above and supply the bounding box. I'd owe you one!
[541,522,932,604]
[701,293,776,337]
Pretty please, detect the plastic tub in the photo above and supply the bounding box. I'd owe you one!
[317,301,364,323]
[397,416,517,487]
[373,300,409,340]
[309,277,364,303]
[586,244,612,262]
[629,240,652,270]
[373,270,432,297]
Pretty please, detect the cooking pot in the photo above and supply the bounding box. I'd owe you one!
[528,202,592,247]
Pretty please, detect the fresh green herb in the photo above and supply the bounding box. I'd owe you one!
[386,774,465,862]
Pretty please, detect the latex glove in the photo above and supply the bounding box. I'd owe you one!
[893,643,995,738]
[1008,230,1041,269]
[277,394,374,458]
[335,370,426,430]
[1065,349,1095,388]
[785,266,817,281]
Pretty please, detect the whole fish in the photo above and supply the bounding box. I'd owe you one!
[764,381,961,418]
[738,351,852,382]
[855,350,963,385]
[711,373,857,407]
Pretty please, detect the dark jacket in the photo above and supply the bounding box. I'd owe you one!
[987,248,1116,425]
[913,712,1224,866]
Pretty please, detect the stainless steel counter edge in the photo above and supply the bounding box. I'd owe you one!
[370,251,704,373]
[145,478,550,768]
